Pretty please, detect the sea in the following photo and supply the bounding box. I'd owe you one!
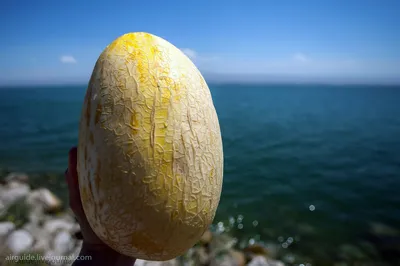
[0,84,399,265]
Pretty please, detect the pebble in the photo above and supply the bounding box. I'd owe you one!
[6,229,34,254]
[134,259,177,266]
[26,188,62,213]
[0,172,287,266]
[4,172,29,184]
[53,230,74,255]
[44,218,74,235]
[248,256,285,266]
[0,182,30,207]
[193,246,209,265]
[23,223,51,252]
[0,221,15,240]
[210,253,237,266]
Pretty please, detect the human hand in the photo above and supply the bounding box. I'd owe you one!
[65,146,136,266]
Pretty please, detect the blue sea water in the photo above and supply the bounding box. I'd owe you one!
[1,84,400,264]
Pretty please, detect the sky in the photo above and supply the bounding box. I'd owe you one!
[1,0,399,85]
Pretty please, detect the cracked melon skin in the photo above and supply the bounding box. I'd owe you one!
[77,32,223,260]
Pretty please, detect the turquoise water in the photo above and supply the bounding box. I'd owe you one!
[1,84,400,264]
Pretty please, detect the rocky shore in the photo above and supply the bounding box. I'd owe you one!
[0,172,285,266]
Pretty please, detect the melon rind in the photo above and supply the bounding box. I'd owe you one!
[77,32,223,260]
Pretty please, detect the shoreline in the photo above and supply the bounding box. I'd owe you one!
[1,171,399,266]
[0,172,285,266]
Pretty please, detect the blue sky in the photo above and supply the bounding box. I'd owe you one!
[1,0,399,85]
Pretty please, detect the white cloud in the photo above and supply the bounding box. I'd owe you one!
[293,53,309,62]
[180,48,197,60]
[60,55,77,64]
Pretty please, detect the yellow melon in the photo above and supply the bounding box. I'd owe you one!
[76,32,224,260]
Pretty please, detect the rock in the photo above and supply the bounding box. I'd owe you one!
[4,172,29,184]
[247,256,285,266]
[23,222,51,252]
[210,253,237,266]
[192,246,209,265]
[0,199,5,216]
[27,203,46,225]
[43,218,75,235]
[44,250,62,265]
[26,188,62,213]
[209,233,237,254]
[6,229,34,254]
[247,256,268,266]
[53,230,74,255]
[134,259,177,266]
[0,221,15,240]
[0,181,30,207]
[200,230,213,245]
[65,244,84,266]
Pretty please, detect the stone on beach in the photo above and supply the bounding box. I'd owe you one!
[0,181,30,207]
[43,218,75,235]
[6,229,34,254]
[3,172,29,184]
[0,171,287,266]
[26,188,62,213]
[0,221,15,241]
[53,230,74,256]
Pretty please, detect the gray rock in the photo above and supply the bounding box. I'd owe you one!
[27,204,46,224]
[0,199,5,216]
[26,188,62,213]
[23,223,51,252]
[53,231,74,256]
[44,250,63,265]
[210,233,237,254]
[0,221,15,240]
[209,253,235,266]
[6,229,34,254]
[192,246,209,265]
[44,218,75,235]
[4,172,29,184]
[134,259,177,266]
[0,182,30,207]
[247,256,285,266]
[64,246,83,266]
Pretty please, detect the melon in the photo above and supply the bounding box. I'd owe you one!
[77,32,224,260]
